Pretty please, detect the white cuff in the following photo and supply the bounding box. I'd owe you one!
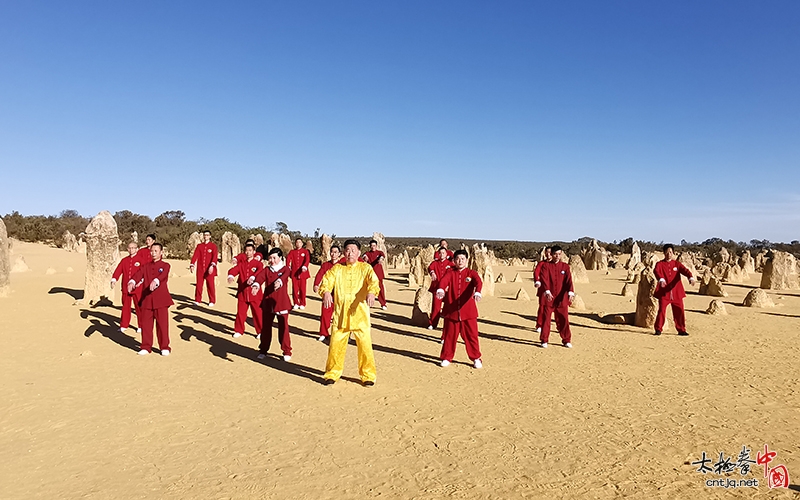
[127,279,136,287]
[568,291,575,297]
[301,266,307,271]
[474,292,482,299]
[275,278,283,287]
[227,275,235,280]
[534,281,541,286]
[545,290,552,295]
[110,278,117,283]
[659,278,666,284]
[152,278,160,287]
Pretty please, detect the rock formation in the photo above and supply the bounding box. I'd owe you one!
[411,287,433,326]
[495,273,506,283]
[515,287,530,301]
[621,283,634,297]
[82,210,120,306]
[760,251,799,290]
[320,234,332,262]
[569,294,586,311]
[743,288,775,308]
[0,218,9,297]
[705,300,728,315]
[699,272,728,297]
[63,231,79,252]
[187,232,202,257]
[569,255,589,284]
[221,231,242,263]
[634,270,661,329]
[582,239,608,271]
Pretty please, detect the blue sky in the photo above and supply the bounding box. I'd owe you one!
[1,1,798,243]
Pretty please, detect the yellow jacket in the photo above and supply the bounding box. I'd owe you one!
[319,261,380,331]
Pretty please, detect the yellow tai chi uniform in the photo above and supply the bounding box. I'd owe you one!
[318,261,381,383]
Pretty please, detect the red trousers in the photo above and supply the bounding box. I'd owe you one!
[655,297,686,332]
[235,297,262,335]
[261,311,292,355]
[195,273,216,304]
[440,318,481,361]
[119,292,140,329]
[540,303,571,344]
[535,295,545,329]
[139,306,170,352]
[377,278,387,307]
[430,293,443,329]
[319,304,333,337]
[291,277,307,307]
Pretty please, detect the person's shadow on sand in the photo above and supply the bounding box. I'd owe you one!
[80,309,141,352]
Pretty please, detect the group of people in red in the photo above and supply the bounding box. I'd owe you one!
[111,231,696,368]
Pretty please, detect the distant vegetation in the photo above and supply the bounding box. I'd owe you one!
[4,210,799,261]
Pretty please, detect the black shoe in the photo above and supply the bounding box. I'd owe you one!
[654,331,662,336]
[678,331,689,336]
[362,380,375,387]
[323,378,335,385]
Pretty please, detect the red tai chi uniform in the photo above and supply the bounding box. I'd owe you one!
[539,260,574,345]
[653,259,693,333]
[191,241,218,304]
[533,259,548,330]
[314,257,345,337]
[287,248,311,307]
[362,250,387,307]
[235,252,262,265]
[428,257,453,330]
[253,263,293,356]
[437,267,483,362]
[112,255,143,330]
[227,258,264,336]
[129,258,174,353]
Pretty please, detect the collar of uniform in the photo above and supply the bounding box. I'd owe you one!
[270,262,285,272]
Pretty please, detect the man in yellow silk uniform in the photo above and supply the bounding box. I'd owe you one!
[318,239,381,386]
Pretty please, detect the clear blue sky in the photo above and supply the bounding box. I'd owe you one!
[1,1,798,243]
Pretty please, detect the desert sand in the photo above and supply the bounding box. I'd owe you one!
[1,240,798,499]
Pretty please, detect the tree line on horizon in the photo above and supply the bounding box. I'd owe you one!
[3,210,799,262]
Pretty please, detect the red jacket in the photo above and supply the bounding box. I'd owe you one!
[191,242,218,277]
[130,259,174,309]
[314,258,345,288]
[438,267,482,321]
[135,246,151,265]
[228,258,264,304]
[287,248,311,280]
[362,250,386,279]
[428,258,453,292]
[540,261,574,307]
[113,255,143,298]
[653,260,693,301]
[254,263,293,313]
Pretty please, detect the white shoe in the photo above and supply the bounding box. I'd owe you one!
[317,335,326,342]
[536,327,542,333]
[283,355,292,362]
[119,327,126,333]
[381,305,387,310]
[137,349,149,356]
[208,302,214,308]
[136,328,141,333]
[161,349,170,356]
[256,334,261,340]
[195,302,201,306]
[564,342,572,348]
[292,304,300,310]
[440,360,450,367]
[233,332,242,338]
[473,359,483,369]
[257,353,266,360]
[427,325,434,330]
[540,343,548,349]
[299,305,305,310]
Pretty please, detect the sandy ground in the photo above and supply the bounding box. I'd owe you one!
[0,240,798,499]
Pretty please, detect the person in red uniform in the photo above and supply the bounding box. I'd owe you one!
[135,234,156,265]
[439,239,455,260]
[111,241,144,334]
[234,239,263,265]
[252,248,293,361]
[653,243,696,336]
[435,249,483,368]
[539,246,575,348]
[313,245,344,342]
[127,243,174,356]
[427,246,453,332]
[361,239,388,309]
[190,230,218,307]
[227,243,264,339]
[287,238,311,310]
[533,246,552,333]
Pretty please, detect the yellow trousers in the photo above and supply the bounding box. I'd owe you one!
[324,327,376,383]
